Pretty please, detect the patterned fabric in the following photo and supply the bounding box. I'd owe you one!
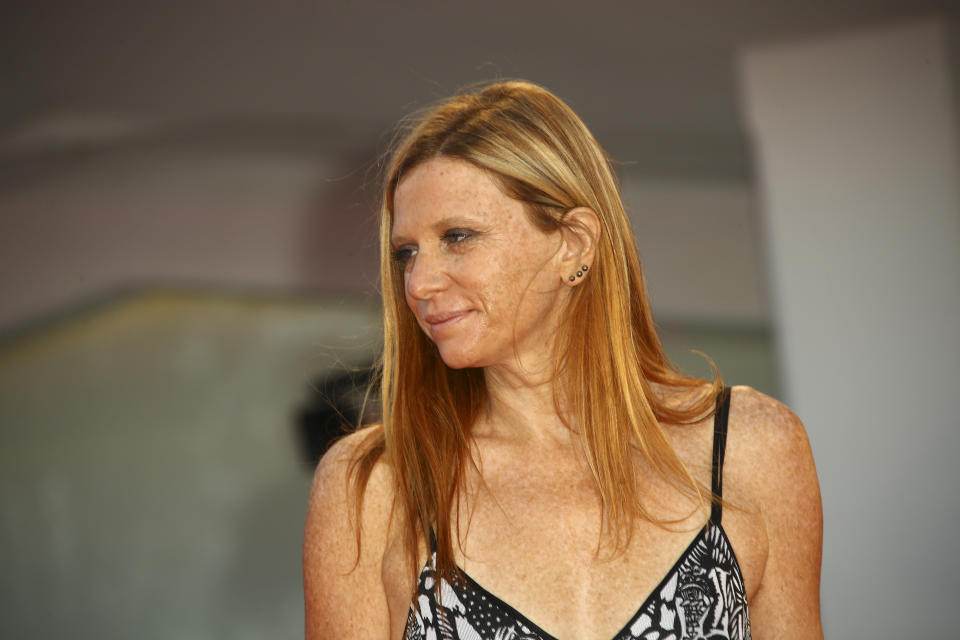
[402,522,750,640]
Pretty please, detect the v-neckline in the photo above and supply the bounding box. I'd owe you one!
[450,524,713,640]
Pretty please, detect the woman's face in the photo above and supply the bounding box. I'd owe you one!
[391,157,570,371]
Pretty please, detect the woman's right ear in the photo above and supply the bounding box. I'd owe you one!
[558,207,600,286]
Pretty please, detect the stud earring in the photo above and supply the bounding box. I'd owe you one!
[568,275,575,282]
[582,265,588,271]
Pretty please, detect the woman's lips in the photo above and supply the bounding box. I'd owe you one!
[423,310,471,334]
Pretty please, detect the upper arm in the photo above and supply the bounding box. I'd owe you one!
[303,430,393,639]
[736,387,823,639]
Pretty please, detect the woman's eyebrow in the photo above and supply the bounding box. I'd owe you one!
[390,232,412,247]
[430,215,474,231]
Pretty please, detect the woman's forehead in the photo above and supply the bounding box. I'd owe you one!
[395,158,493,203]
[392,158,522,230]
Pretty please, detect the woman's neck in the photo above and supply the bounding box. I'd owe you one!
[477,362,577,449]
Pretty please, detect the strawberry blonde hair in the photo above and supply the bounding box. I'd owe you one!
[350,80,721,584]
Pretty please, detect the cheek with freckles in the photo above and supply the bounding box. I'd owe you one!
[477,247,565,350]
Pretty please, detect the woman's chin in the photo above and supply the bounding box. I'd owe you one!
[437,353,474,370]
[435,344,483,370]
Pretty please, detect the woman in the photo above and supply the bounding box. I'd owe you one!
[304,81,822,639]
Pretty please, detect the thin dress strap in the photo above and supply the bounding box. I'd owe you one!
[710,386,732,525]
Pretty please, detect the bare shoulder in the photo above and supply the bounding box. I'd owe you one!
[308,424,393,520]
[728,385,811,452]
[726,385,818,499]
[303,425,396,639]
[726,386,823,638]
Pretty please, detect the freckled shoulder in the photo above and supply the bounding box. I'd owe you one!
[725,385,816,484]
[725,385,824,636]
[303,425,400,639]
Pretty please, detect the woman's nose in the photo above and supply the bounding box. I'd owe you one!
[405,252,448,300]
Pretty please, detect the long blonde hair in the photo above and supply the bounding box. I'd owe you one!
[351,80,721,584]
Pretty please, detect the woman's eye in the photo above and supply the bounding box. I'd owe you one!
[443,229,472,244]
[391,247,417,265]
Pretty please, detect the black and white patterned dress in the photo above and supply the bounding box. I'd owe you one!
[404,387,749,640]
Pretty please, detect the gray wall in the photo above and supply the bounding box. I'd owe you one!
[0,147,379,333]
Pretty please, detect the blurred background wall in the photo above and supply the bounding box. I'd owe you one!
[0,2,957,638]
